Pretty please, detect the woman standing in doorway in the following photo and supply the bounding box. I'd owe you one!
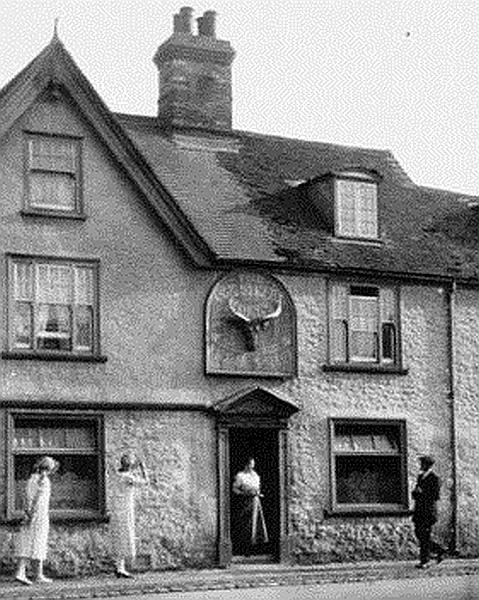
[232,457,269,556]
[15,456,59,585]
[110,453,149,578]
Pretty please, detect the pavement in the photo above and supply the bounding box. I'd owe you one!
[1,557,479,599]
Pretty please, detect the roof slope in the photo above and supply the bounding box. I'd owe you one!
[117,113,479,283]
[1,38,477,283]
[0,36,215,266]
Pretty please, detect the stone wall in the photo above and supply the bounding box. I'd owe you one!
[455,288,479,555]
[278,277,453,562]
[0,410,217,576]
[0,87,477,573]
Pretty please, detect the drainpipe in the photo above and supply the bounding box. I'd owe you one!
[446,280,458,554]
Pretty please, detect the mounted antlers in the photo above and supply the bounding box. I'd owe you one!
[228,296,283,351]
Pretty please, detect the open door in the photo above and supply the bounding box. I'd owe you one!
[215,386,299,567]
[229,427,279,560]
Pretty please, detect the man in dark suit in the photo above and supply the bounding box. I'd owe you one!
[412,455,447,568]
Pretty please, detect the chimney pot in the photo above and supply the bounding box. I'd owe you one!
[197,16,205,36]
[202,10,217,37]
[178,6,193,34]
[173,14,182,33]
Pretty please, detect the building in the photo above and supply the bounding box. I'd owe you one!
[0,7,478,576]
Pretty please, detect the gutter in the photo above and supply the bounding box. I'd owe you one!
[447,280,459,554]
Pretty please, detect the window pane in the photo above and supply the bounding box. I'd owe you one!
[331,283,348,362]
[14,454,99,512]
[351,433,374,451]
[36,304,72,351]
[372,432,398,452]
[14,455,37,511]
[74,268,94,304]
[357,183,378,238]
[334,432,354,451]
[13,301,33,348]
[350,296,378,360]
[65,426,96,450]
[30,172,76,210]
[39,427,66,449]
[13,262,33,301]
[337,180,357,236]
[37,265,72,303]
[51,455,99,511]
[380,288,396,323]
[74,305,93,351]
[334,424,400,453]
[382,323,396,362]
[30,138,76,172]
[14,427,39,449]
[335,455,402,504]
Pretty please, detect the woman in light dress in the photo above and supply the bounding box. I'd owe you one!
[15,455,58,586]
[232,457,268,556]
[110,452,149,578]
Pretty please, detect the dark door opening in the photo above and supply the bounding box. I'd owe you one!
[229,427,280,560]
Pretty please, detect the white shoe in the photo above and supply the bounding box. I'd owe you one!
[15,575,32,586]
[37,575,53,583]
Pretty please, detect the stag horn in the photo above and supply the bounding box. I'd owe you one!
[228,297,252,322]
[262,297,282,321]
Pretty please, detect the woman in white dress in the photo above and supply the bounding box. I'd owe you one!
[110,453,149,578]
[15,456,58,585]
[232,457,268,556]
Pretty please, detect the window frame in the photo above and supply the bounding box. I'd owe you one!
[5,254,103,361]
[5,410,106,522]
[326,280,403,372]
[328,418,409,515]
[23,132,85,219]
[334,172,379,240]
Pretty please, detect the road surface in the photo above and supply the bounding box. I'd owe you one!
[112,574,479,600]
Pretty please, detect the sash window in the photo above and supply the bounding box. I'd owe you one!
[8,413,105,520]
[335,178,378,239]
[26,135,81,214]
[329,282,399,365]
[330,419,408,512]
[9,257,98,356]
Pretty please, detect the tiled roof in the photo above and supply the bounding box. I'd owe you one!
[1,35,476,282]
[116,113,479,282]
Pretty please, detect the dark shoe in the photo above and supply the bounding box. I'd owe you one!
[115,571,134,579]
[436,550,446,564]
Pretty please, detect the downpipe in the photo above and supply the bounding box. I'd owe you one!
[446,280,458,555]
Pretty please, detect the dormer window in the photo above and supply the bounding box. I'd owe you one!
[335,172,378,239]
[25,134,83,217]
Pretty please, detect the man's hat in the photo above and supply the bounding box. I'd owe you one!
[419,455,435,468]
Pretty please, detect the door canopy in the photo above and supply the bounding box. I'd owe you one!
[214,386,299,426]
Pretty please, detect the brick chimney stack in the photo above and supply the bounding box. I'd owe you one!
[153,7,235,132]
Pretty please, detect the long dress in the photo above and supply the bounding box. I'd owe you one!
[16,473,51,560]
[110,470,145,560]
[232,469,269,554]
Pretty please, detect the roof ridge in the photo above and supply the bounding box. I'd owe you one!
[113,113,396,156]
[419,184,479,200]
[232,128,392,155]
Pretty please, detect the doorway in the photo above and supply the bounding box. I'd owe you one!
[229,427,280,560]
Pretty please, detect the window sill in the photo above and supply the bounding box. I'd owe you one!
[323,364,408,375]
[332,235,383,246]
[2,512,109,525]
[21,209,87,220]
[325,507,412,518]
[2,351,107,363]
